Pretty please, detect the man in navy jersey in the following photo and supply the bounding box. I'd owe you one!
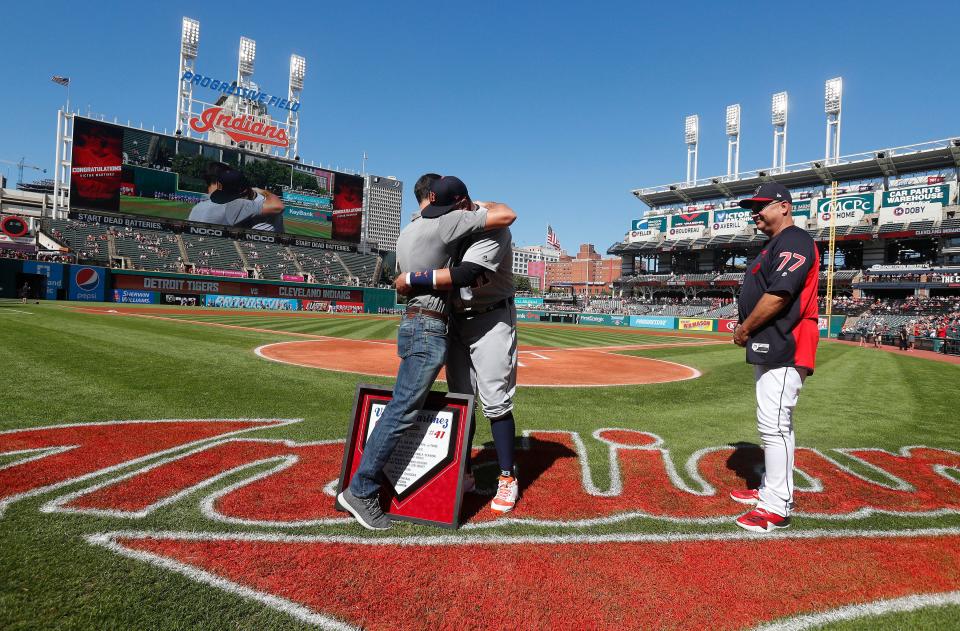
[730,182,820,533]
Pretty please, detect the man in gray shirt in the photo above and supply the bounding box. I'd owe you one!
[395,208,520,513]
[338,175,516,530]
[187,164,284,231]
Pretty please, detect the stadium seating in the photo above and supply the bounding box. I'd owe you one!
[111,227,182,272]
[288,246,350,285]
[180,234,245,273]
[338,251,380,286]
[238,242,301,280]
[46,219,111,265]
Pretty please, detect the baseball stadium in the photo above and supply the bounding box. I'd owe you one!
[2,7,960,631]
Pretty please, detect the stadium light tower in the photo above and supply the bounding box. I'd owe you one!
[176,17,200,137]
[726,104,740,178]
[771,91,788,173]
[825,77,843,165]
[286,54,306,160]
[236,37,257,117]
[685,114,699,184]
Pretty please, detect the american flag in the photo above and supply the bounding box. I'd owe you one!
[546,225,560,250]
[51,76,70,86]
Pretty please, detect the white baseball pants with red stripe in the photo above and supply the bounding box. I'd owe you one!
[754,365,808,517]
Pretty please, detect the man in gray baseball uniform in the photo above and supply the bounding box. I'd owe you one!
[395,199,520,513]
[338,175,516,530]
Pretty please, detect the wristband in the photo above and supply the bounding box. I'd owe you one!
[408,270,434,289]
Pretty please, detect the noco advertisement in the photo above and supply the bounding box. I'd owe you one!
[69,117,364,243]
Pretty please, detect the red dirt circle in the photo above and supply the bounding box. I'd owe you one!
[255,339,701,387]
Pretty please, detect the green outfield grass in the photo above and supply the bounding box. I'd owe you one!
[1,302,957,630]
[119,196,193,221]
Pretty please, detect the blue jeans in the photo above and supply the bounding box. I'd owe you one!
[349,313,448,498]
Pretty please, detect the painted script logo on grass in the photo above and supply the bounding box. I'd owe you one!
[189,107,289,148]
[3,421,959,527]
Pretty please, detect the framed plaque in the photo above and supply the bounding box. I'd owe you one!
[336,384,475,529]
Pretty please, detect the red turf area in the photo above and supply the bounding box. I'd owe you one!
[116,532,960,630]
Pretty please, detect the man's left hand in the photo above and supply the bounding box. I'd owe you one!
[733,324,749,347]
[394,274,413,296]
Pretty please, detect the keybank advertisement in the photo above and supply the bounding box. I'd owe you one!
[629,315,676,329]
[68,265,107,301]
[816,193,877,226]
[22,261,65,300]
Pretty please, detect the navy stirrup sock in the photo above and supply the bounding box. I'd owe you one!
[489,411,516,476]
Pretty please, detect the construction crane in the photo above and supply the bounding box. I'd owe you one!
[0,157,47,185]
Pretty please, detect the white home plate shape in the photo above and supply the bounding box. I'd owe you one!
[367,404,457,500]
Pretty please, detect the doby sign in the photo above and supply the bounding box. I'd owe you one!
[879,202,942,225]
[816,193,877,226]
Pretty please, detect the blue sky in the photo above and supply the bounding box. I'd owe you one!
[2,1,959,251]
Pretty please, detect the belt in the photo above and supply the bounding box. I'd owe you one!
[405,306,448,322]
[455,298,512,317]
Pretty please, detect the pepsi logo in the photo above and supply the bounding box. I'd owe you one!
[75,267,101,291]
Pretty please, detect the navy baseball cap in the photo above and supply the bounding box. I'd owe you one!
[422,176,469,218]
[210,168,251,204]
[738,182,792,209]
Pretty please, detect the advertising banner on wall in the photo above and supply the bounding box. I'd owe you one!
[791,200,812,228]
[515,310,543,321]
[678,318,714,331]
[112,272,365,302]
[710,209,751,236]
[667,212,708,240]
[204,294,299,310]
[21,261,65,300]
[67,265,107,302]
[878,202,943,225]
[816,193,877,227]
[882,184,951,207]
[514,296,544,308]
[113,289,157,304]
[627,228,660,242]
[629,315,677,329]
[717,318,738,334]
[646,215,669,233]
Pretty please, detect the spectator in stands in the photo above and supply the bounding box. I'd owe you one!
[188,163,284,231]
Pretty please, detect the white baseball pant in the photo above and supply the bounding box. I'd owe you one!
[754,365,807,517]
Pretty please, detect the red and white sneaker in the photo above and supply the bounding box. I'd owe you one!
[729,488,760,505]
[490,475,518,513]
[735,507,791,533]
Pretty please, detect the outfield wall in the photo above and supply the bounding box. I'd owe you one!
[0,259,394,313]
[518,308,846,338]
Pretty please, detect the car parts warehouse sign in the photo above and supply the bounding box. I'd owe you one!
[881,184,951,208]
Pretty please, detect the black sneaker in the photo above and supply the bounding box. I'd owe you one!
[337,488,391,530]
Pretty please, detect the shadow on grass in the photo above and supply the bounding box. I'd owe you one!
[460,436,577,521]
[725,441,764,489]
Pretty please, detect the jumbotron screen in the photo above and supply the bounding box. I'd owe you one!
[69,117,364,242]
